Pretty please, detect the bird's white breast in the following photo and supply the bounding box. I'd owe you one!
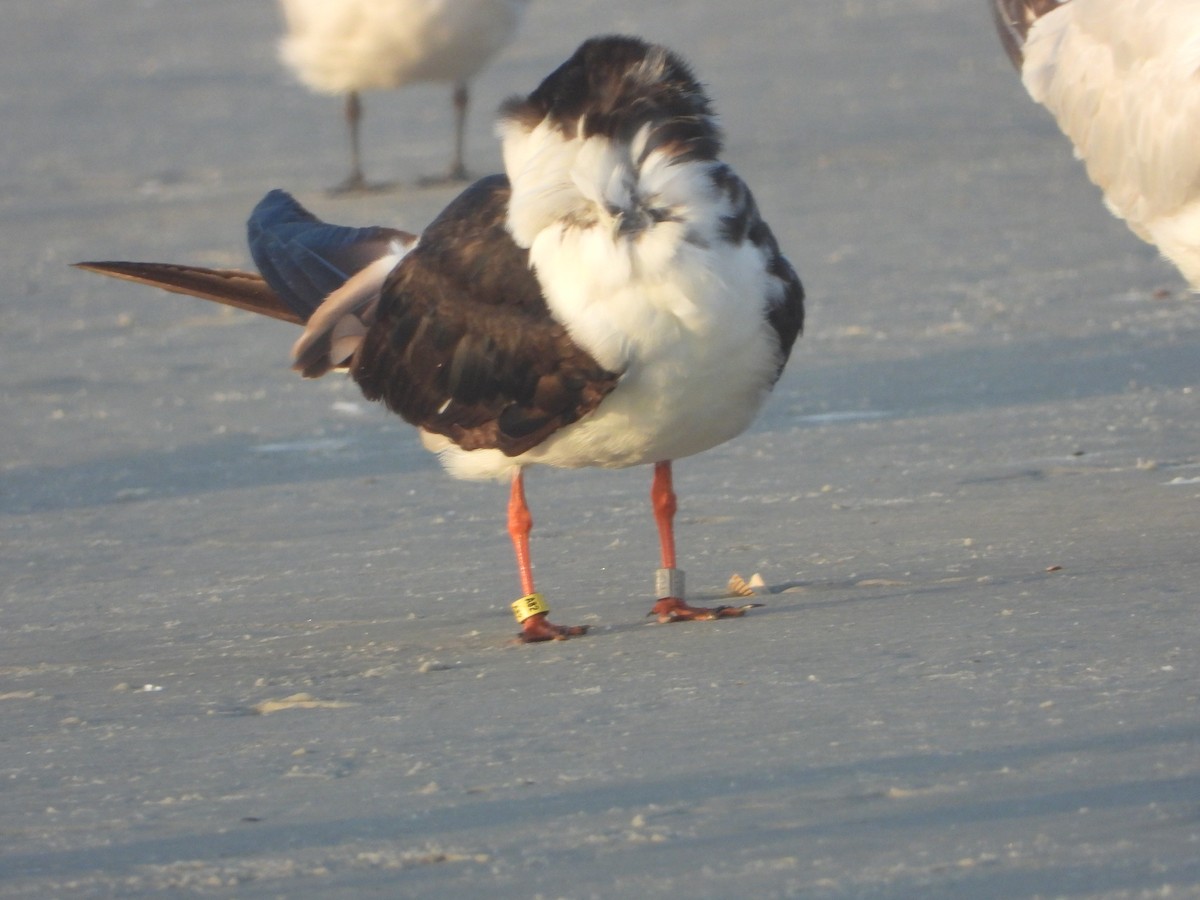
[521,235,782,472]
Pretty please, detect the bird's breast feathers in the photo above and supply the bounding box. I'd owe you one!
[503,124,756,355]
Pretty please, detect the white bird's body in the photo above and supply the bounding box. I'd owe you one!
[278,0,530,188]
[279,0,527,95]
[995,0,1200,286]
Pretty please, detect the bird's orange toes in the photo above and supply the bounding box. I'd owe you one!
[518,612,589,643]
[649,597,764,624]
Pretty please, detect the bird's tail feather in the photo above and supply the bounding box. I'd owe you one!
[75,190,418,379]
[72,261,304,325]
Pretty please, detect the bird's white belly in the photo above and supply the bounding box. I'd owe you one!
[524,315,779,471]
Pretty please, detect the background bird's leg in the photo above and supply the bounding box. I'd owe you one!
[448,82,470,182]
[507,470,587,642]
[417,83,471,186]
[648,461,758,623]
[334,91,368,193]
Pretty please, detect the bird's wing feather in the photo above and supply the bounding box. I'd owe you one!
[72,261,303,324]
[352,175,622,457]
[291,252,404,378]
[247,189,416,320]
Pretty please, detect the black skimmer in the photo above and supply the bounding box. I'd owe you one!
[278,0,530,191]
[991,0,1200,287]
[77,35,805,643]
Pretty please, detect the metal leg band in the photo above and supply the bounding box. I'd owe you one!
[655,567,686,600]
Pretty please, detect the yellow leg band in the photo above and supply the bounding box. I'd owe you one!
[511,593,550,624]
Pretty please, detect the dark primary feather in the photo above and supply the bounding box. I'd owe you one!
[247,189,414,321]
[352,175,622,456]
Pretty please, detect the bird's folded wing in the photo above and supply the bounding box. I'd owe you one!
[352,175,622,457]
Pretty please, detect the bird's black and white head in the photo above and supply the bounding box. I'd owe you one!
[497,36,726,275]
[502,35,718,158]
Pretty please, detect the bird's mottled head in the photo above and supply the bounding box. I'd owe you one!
[500,35,721,163]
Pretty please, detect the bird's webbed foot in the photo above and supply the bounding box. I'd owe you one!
[511,594,587,643]
[517,612,589,643]
[649,597,763,624]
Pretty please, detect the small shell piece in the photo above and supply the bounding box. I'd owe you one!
[727,573,768,597]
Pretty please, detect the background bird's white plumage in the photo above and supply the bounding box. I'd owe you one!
[278,0,528,94]
[1020,0,1200,286]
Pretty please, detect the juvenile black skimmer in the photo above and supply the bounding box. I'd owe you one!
[278,0,530,191]
[77,35,805,643]
[991,0,1200,287]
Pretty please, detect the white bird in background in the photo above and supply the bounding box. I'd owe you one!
[991,0,1200,287]
[278,0,530,192]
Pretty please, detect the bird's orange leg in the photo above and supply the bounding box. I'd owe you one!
[508,468,536,597]
[507,470,587,642]
[648,461,760,623]
[652,460,679,571]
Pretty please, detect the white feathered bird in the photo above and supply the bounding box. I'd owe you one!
[278,0,530,191]
[991,0,1200,287]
